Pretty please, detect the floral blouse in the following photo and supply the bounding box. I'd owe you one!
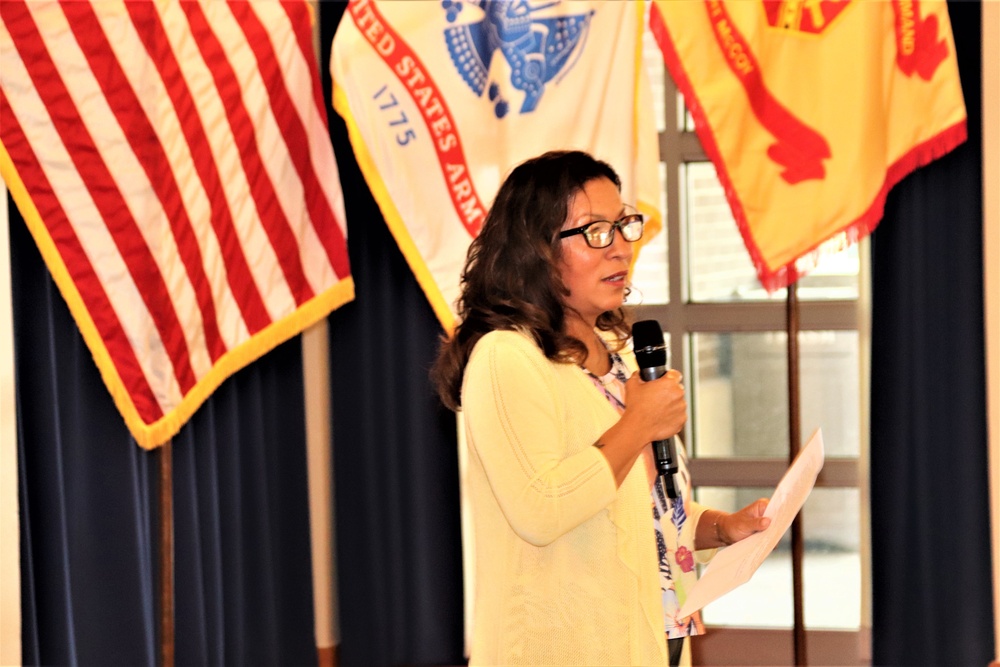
[583,349,704,639]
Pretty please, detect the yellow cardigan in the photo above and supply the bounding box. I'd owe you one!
[462,329,708,666]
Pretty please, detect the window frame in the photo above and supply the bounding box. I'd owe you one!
[635,68,871,667]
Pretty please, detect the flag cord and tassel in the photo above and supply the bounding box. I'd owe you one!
[787,283,806,665]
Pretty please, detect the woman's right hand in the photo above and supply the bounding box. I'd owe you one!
[594,368,687,487]
[621,369,687,445]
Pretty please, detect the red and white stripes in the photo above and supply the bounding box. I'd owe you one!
[1,0,352,447]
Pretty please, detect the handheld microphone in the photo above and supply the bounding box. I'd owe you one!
[632,319,679,498]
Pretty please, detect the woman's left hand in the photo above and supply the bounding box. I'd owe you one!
[720,498,771,545]
[697,499,771,549]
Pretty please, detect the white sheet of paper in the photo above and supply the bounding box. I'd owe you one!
[678,428,825,618]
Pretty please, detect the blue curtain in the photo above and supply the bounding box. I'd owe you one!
[318,5,465,666]
[169,338,317,666]
[870,2,994,664]
[12,199,318,664]
[14,208,158,664]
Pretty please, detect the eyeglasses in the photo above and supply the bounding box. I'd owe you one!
[558,213,645,249]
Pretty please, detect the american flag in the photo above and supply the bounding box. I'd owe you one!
[1,0,352,449]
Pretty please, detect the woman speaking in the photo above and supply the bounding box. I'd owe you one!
[432,150,769,666]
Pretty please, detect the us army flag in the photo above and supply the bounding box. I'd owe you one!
[331,0,660,331]
[651,0,966,291]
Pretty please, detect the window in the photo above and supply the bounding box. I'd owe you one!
[630,29,870,666]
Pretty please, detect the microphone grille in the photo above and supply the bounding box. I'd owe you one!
[632,319,667,368]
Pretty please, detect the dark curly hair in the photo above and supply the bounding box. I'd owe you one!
[431,150,633,411]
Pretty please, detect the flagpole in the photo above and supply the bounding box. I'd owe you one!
[159,439,175,667]
[786,282,806,665]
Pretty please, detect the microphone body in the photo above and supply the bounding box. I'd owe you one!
[632,320,679,498]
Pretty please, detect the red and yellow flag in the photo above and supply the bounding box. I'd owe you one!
[651,0,967,290]
[331,0,660,331]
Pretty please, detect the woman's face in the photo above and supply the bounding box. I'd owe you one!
[556,176,633,326]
